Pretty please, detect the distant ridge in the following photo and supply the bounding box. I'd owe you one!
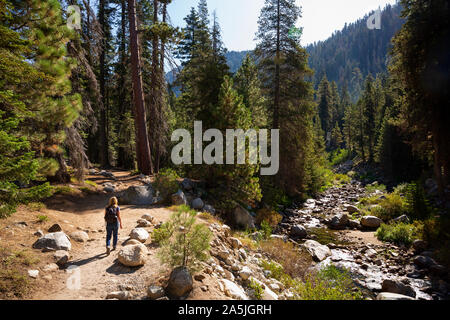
[167,3,404,102]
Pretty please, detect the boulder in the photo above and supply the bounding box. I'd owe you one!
[53,250,70,266]
[123,238,142,246]
[100,171,115,179]
[290,225,307,239]
[106,291,131,300]
[221,279,249,300]
[191,198,204,210]
[348,220,360,229]
[136,219,152,228]
[48,224,62,233]
[104,185,115,193]
[42,263,59,272]
[147,285,165,300]
[141,214,154,223]
[303,240,331,262]
[28,270,39,278]
[166,266,193,299]
[239,266,252,280]
[360,216,383,229]
[232,205,255,229]
[229,237,243,249]
[381,279,416,298]
[329,213,350,230]
[129,228,149,243]
[203,205,216,215]
[345,205,359,213]
[33,232,71,251]
[171,189,188,206]
[393,215,410,224]
[180,178,194,191]
[249,277,278,300]
[413,255,437,269]
[118,185,155,205]
[117,243,148,267]
[376,292,415,300]
[70,231,89,243]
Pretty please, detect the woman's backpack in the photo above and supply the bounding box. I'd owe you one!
[105,206,118,224]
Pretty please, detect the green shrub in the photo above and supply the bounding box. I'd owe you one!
[376,222,418,246]
[156,205,213,271]
[259,220,273,240]
[248,279,264,300]
[37,215,48,223]
[259,239,313,280]
[365,182,386,193]
[26,202,46,212]
[84,180,98,188]
[311,165,335,194]
[260,259,296,288]
[255,208,282,227]
[329,149,351,166]
[295,265,363,300]
[374,193,408,221]
[52,185,77,196]
[334,173,351,185]
[154,168,180,204]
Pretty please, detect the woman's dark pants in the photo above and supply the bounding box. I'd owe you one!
[106,222,119,248]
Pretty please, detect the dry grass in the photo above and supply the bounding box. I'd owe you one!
[0,247,39,299]
[259,238,313,280]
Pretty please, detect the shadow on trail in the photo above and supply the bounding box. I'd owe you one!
[68,253,109,267]
[106,259,144,275]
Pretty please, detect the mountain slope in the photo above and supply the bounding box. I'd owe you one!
[306,4,404,99]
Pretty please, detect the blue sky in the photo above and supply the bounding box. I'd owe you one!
[168,0,399,51]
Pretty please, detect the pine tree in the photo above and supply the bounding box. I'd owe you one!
[255,0,319,197]
[317,76,333,140]
[0,0,54,216]
[203,76,262,210]
[390,0,450,196]
[175,1,229,128]
[361,74,377,162]
[233,55,268,129]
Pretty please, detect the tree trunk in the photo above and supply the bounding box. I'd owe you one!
[274,0,281,129]
[117,0,128,168]
[151,0,160,173]
[128,0,153,175]
[99,0,110,167]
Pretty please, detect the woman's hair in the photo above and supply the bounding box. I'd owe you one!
[108,197,118,208]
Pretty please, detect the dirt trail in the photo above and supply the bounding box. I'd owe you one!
[28,171,172,300]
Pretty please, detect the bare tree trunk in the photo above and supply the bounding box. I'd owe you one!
[128,0,153,175]
[99,0,110,167]
[274,0,280,129]
[151,0,160,173]
[117,0,128,168]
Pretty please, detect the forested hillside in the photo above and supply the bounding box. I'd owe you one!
[306,4,404,100]
[1,0,449,302]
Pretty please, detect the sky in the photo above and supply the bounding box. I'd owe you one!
[168,0,399,51]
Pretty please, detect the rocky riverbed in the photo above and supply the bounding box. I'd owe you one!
[274,181,449,300]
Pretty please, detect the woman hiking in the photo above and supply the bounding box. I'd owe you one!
[104,197,123,255]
